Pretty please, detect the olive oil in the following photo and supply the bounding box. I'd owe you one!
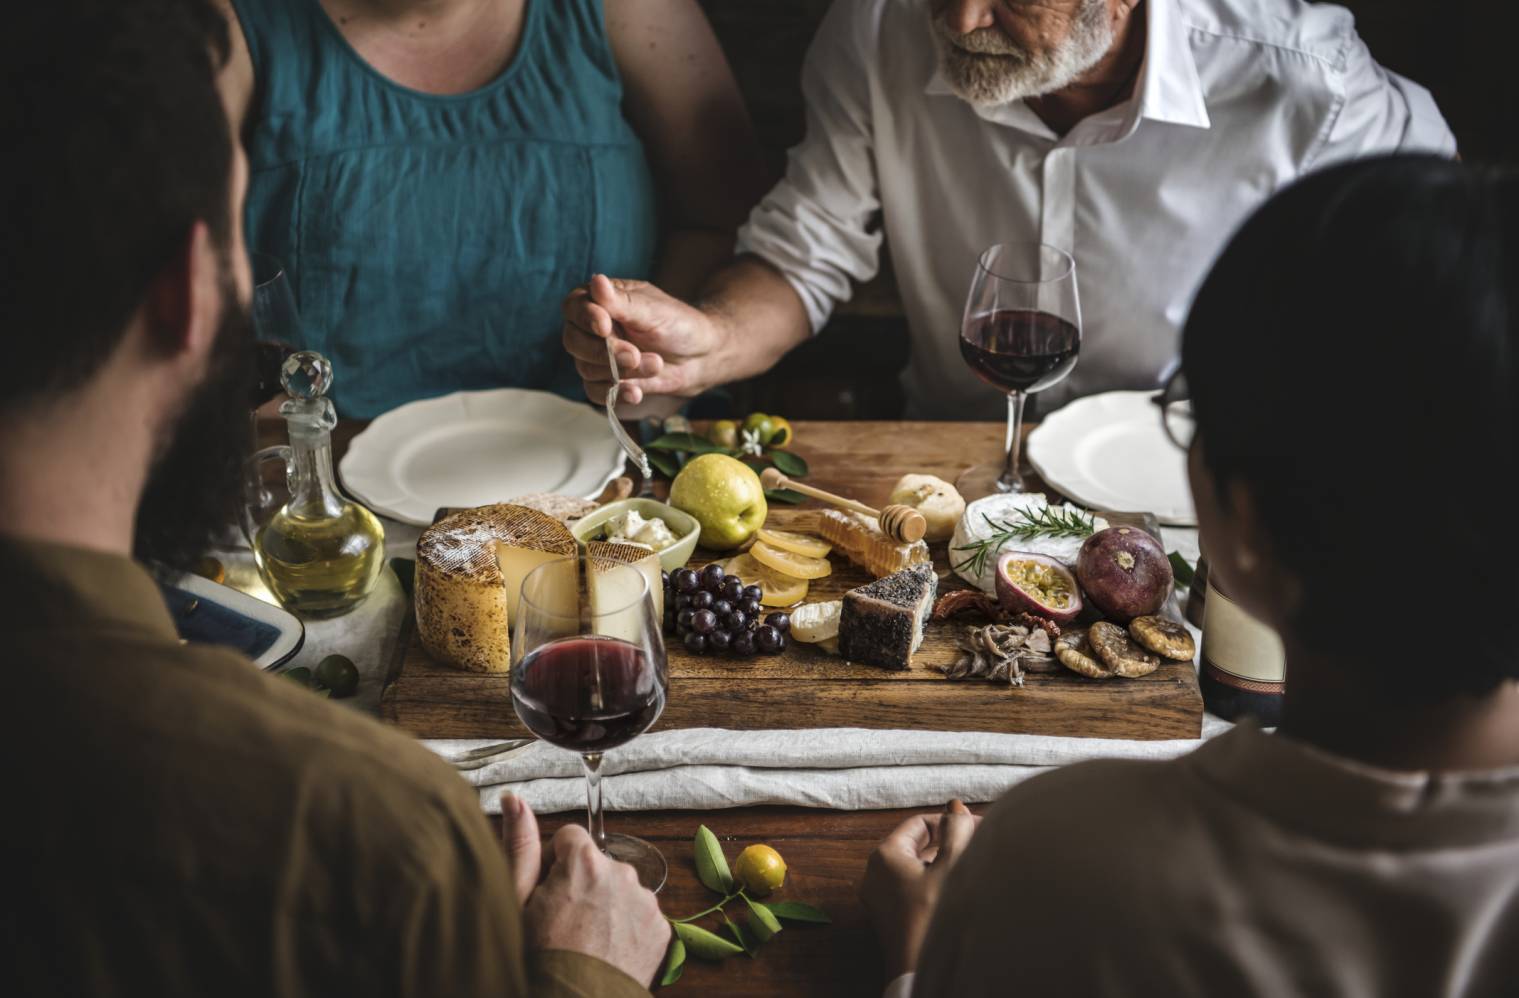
[248,351,385,617]
[255,503,385,617]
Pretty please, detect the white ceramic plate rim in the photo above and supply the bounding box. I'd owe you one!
[1026,390,1197,526]
[339,388,625,525]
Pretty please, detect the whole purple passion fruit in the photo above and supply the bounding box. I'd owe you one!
[994,552,1084,625]
[1075,527,1173,622]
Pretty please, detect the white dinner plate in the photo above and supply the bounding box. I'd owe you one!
[340,389,624,525]
[1026,391,1196,525]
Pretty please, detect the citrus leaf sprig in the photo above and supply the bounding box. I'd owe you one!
[950,506,1097,577]
[658,824,830,986]
[643,434,809,482]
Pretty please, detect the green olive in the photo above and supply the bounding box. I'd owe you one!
[314,654,360,698]
[281,666,313,685]
[708,419,739,449]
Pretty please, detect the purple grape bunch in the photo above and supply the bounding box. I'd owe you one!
[662,563,790,657]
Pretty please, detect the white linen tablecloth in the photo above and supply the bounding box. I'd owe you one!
[430,716,1232,815]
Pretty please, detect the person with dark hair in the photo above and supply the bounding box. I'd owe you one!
[858,155,1519,996]
[0,2,667,994]
[218,0,768,418]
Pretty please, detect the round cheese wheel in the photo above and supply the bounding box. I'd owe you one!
[414,504,576,673]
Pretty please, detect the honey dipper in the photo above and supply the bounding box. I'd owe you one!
[759,468,927,544]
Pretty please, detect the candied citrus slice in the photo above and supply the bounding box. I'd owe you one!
[726,553,809,606]
[751,541,833,580]
[755,527,832,559]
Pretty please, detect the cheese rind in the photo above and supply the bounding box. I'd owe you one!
[415,504,576,673]
[837,564,938,671]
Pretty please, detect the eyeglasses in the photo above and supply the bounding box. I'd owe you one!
[1153,363,1194,451]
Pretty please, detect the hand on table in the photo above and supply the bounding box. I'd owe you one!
[860,799,982,982]
[561,274,722,409]
[501,793,670,987]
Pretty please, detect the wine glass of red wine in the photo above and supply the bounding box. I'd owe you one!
[955,243,1082,498]
[511,558,670,891]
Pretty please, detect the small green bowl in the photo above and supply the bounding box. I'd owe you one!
[571,498,701,572]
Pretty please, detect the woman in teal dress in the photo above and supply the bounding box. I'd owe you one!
[220,0,767,418]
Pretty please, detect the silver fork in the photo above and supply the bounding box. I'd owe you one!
[448,738,536,772]
[605,336,654,494]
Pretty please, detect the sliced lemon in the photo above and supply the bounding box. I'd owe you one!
[726,553,809,606]
[790,600,842,643]
[755,527,832,559]
[751,541,833,580]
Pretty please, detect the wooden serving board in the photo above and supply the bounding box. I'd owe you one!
[382,507,1202,740]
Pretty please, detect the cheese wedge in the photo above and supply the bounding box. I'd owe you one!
[586,541,663,642]
[414,504,576,673]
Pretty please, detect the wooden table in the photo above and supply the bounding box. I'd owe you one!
[310,418,1172,995]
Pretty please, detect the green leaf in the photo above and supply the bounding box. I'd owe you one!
[658,935,686,986]
[1168,551,1196,588]
[761,900,832,924]
[721,911,757,957]
[673,921,744,960]
[647,450,681,480]
[763,488,807,505]
[743,895,782,943]
[767,449,809,477]
[693,825,733,895]
[647,432,727,454]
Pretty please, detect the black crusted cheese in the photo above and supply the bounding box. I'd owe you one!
[838,564,938,671]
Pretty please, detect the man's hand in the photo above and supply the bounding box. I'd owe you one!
[523,822,671,986]
[860,800,981,981]
[561,273,725,407]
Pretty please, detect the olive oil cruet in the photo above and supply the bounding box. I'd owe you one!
[242,351,385,616]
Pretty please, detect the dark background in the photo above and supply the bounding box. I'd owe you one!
[693,0,1512,421]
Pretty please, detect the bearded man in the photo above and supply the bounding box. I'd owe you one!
[1,2,667,994]
[561,0,1454,418]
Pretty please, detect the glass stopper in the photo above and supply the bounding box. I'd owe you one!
[280,351,332,400]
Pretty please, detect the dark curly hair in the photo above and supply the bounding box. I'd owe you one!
[1,0,233,404]
[1184,154,1518,700]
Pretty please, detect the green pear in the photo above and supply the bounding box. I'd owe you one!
[669,454,768,551]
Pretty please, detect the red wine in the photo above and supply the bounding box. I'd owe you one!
[512,637,664,753]
[960,309,1080,393]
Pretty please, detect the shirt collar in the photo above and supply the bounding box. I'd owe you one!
[924,0,1211,137]
[0,535,178,641]
[1194,721,1519,849]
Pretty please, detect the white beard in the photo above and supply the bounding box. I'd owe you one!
[932,0,1116,107]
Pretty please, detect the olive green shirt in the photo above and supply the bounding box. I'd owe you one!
[0,537,649,998]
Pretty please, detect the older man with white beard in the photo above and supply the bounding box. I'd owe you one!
[561,0,1453,419]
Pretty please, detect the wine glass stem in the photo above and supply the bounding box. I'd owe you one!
[581,752,607,852]
[999,390,1028,491]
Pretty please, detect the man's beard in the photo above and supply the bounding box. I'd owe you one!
[932,0,1114,107]
[133,269,257,573]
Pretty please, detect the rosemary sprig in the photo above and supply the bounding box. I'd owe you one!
[950,506,1097,576]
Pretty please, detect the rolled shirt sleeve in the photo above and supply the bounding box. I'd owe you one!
[1307,34,1457,169]
[736,0,885,334]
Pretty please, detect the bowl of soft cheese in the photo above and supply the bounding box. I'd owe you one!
[571,498,701,572]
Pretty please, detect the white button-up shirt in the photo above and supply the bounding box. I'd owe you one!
[736,0,1455,418]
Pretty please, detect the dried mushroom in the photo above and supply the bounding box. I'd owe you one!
[941,622,1054,687]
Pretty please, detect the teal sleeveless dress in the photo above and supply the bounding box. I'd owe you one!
[232,0,658,418]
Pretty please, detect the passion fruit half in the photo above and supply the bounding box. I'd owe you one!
[994,552,1083,624]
